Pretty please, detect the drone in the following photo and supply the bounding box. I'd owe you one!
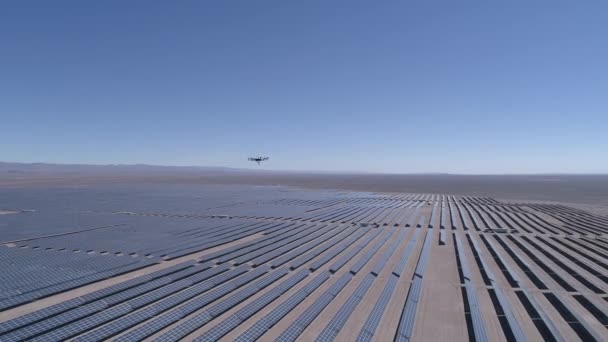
[248,156,269,165]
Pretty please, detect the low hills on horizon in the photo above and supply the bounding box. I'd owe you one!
[0,161,605,176]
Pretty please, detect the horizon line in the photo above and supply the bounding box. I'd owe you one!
[1,160,607,176]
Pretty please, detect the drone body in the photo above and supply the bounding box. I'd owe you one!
[248,156,269,165]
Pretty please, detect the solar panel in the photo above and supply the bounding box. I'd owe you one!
[234,269,308,322]
[30,304,132,342]
[73,307,157,342]
[2,300,108,341]
[210,264,250,285]
[317,273,375,338]
[327,273,353,297]
[439,230,446,245]
[208,286,258,317]
[350,229,395,274]
[86,274,151,298]
[235,226,331,264]
[357,275,398,339]
[253,267,289,290]
[235,271,331,341]
[114,309,183,342]
[514,290,564,341]
[185,262,231,284]
[104,277,172,305]
[0,297,84,335]
[234,317,272,341]
[371,228,407,276]
[329,248,359,273]
[357,330,374,342]
[297,293,334,326]
[192,314,242,342]
[127,280,190,309]
[155,311,212,342]
[315,327,339,341]
[178,287,226,316]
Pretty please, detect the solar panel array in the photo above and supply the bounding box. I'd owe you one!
[1,187,608,341]
[0,246,157,310]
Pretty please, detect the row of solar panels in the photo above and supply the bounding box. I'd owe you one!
[4,224,608,341]
[17,217,257,257]
[17,218,337,261]
[0,246,157,310]
[0,222,431,341]
[0,223,378,337]
[426,200,599,235]
[491,232,608,296]
[303,204,424,226]
[524,203,608,226]
[279,228,425,341]
[18,198,601,262]
[394,228,433,342]
[526,203,608,235]
[246,198,592,236]
[453,231,608,341]
[4,208,603,314]
[131,226,390,341]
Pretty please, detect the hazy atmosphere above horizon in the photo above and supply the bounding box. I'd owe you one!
[2,2,607,174]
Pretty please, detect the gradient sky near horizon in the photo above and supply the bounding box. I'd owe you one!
[2,1,607,174]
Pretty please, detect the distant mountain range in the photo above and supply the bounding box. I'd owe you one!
[1,162,603,177]
[0,161,371,175]
[0,162,253,174]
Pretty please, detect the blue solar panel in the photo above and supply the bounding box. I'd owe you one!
[234,269,308,322]
[316,273,375,339]
[235,271,331,341]
[73,306,157,342]
[371,228,407,276]
[358,275,398,339]
[114,309,183,342]
[327,273,353,297]
[29,303,132,342]
[0,297,84,335]
[209,286,258,317]
[2,300,107,341]
[155,311,212,342]
[104,277,173,305]
[350,229,393,274]
[193,314,242,342]
[308,229,368,271]
[5,189,603,342]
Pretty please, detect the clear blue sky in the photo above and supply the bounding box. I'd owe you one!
[1,1,607,174]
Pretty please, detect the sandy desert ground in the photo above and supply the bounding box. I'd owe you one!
[1,165,608,207]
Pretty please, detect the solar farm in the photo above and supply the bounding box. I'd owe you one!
[1,185,608,341]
